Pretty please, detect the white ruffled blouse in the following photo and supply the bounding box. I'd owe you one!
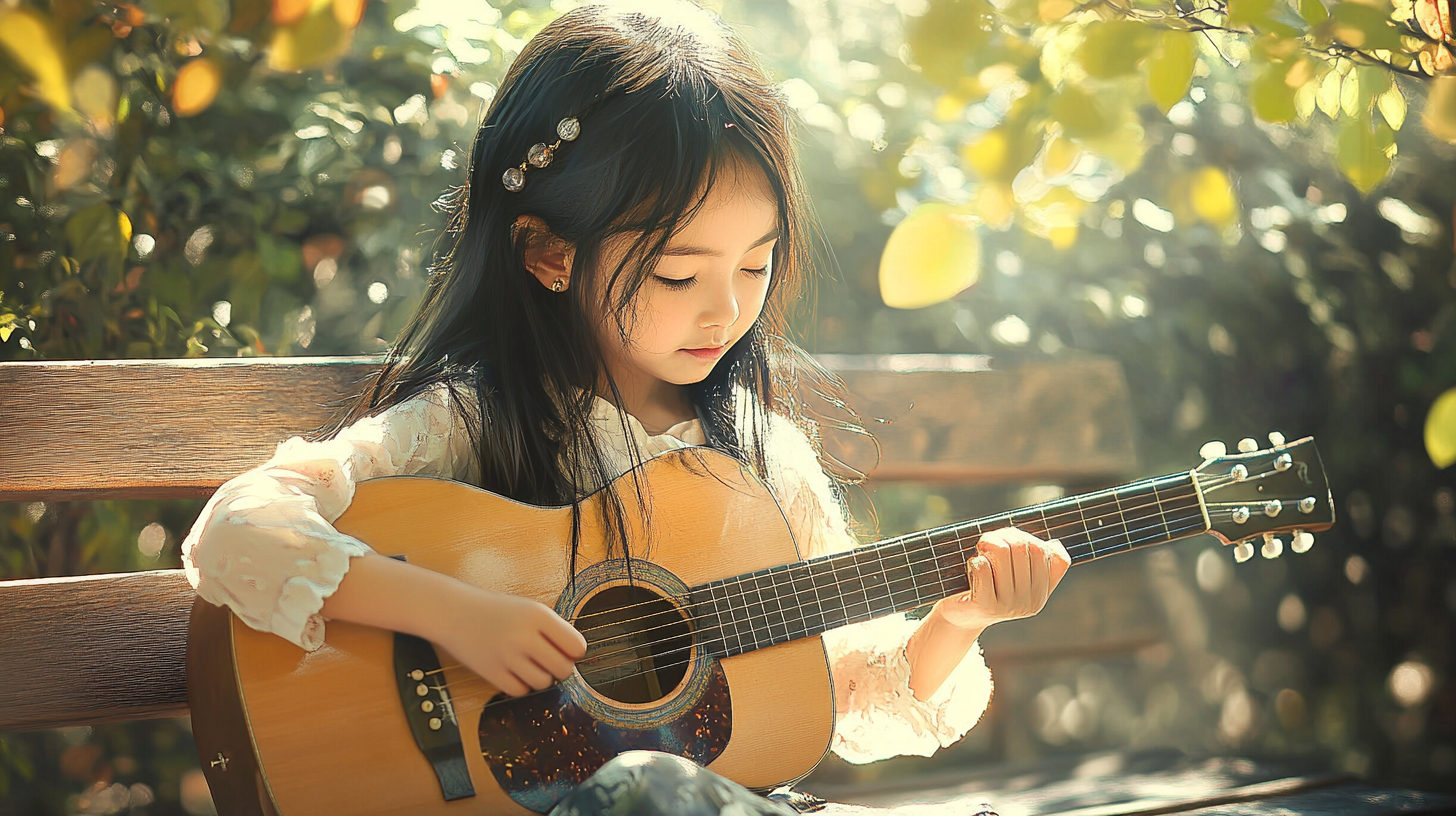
[181,382,993,765]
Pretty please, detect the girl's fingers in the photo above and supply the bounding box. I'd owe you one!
[985,539,1014,604]
[966,555,994,604]
[535,642,578,680]
[544,620,588,660]
[1014,536,1036,612]
[1029,539,1051,615]
[514,659,555,691]
[496,672,531,698]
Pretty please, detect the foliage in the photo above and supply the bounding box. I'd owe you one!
[1,0,1455,811]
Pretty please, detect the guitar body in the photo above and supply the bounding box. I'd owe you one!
[188,448,835,816]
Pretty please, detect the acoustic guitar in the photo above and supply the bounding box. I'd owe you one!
[188,436,1334,815]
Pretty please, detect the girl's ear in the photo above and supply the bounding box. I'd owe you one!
[512,215,576,292]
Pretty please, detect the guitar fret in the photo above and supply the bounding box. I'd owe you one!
[700,472,1208,658]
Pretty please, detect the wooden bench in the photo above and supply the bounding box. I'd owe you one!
[1,354,1445,814]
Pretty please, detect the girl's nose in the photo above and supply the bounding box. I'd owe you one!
[700,278,741,329]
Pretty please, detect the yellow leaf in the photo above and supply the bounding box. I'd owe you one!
[1039,0,1078,22]
[0,7,72,111]
[880,203,982,309]
[1338,115,1394,193]
[1146,30,1196,114]
[1188,166,1239,228]
[1039,131,1083,179]
[1426,388,1456,467]
[269,0,353,71]
[1340,69,1361,117]
[1048,223,1079,249]
[974,182,1016,230]
[934,94,966,122]
[1252,63,1298,123]
[1423,75,1456,143]
[961,129,1011,179]
[1316,67,1342,118]
[118,212,132,245]
[1378,83,1406,131]
[1295,76,1317,121]
[172,58,222,117]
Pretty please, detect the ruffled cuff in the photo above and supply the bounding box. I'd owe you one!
[823,613,994,765]
[182,462,376,652]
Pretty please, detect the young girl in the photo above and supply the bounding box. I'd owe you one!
[182,3,1071,813]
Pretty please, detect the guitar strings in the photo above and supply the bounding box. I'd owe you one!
[437,505,1226,713]
[426,469,1261,684]
[422,478,1202,680]
[557,484,1206,670]
[431,466,1255,679]
[542,496,1225,679]
[426,466,1288,701]
[440,508,1221,715]
[547,465,1268,641]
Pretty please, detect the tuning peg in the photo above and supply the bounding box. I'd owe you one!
[1268,431,1286,447]
[1261,533,1284,559]
[1291,531,1314,553]
[1234,541,1255,562]
[1200,440,1228,459]
[1238,437,1259,453]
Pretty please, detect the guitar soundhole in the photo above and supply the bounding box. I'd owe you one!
[574,585,693,704]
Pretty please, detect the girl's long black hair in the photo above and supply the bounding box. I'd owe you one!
[322,1,861,564]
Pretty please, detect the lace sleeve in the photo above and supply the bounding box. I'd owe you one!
[180,382,474,651]
[758,412,994,765]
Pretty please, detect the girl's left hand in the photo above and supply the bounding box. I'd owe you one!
[936,527,1072,632]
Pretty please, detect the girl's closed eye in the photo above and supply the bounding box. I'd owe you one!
[652,265,770,290]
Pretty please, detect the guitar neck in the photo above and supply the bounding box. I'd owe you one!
[691,470,1206,658]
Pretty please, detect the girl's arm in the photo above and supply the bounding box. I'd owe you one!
[182,382,584,696]
[905,530,1071,700]
[755,412,997,764]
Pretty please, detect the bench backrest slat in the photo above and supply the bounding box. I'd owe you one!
[0,355,1136,502]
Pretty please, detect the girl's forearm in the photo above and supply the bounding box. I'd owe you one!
[318,551,472,640]
[905,602,985,701]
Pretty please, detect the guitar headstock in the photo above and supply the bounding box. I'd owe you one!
[1192,433,1336,563]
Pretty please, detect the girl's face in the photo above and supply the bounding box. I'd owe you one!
[596,161,778,394]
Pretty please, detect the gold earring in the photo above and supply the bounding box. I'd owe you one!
[551,279,566,293]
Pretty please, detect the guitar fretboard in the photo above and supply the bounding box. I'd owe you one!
[688,471,1204,658]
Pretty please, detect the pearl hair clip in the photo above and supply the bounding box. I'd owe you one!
[502,116,581,193]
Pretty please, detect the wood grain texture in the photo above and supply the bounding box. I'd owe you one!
[826,358,1138,483]
[0,356,381,502]
[0,355,1136,502]
[0,569,193,731]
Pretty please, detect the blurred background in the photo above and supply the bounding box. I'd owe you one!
[2,0,1455,813]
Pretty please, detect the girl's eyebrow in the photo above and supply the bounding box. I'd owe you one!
[661,226,779,258]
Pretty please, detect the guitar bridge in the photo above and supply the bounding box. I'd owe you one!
[393,631,476,801]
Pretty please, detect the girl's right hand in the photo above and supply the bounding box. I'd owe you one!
[433,586,588,698]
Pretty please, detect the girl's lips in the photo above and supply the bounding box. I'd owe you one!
[682,345,728,360]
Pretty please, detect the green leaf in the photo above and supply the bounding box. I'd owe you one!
[1229,0,1275,25]
[1378,82,1406,131]
[1252,63,1298,123]
[1079,21,1159,79]
[1337,114,1394,194]
[1146,30,1196,113]
[1299,0,1329,25]
[906,0,996,87]
[1048,85,1113,138]
[1329,2,1403,50]
[64,203,127,265]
